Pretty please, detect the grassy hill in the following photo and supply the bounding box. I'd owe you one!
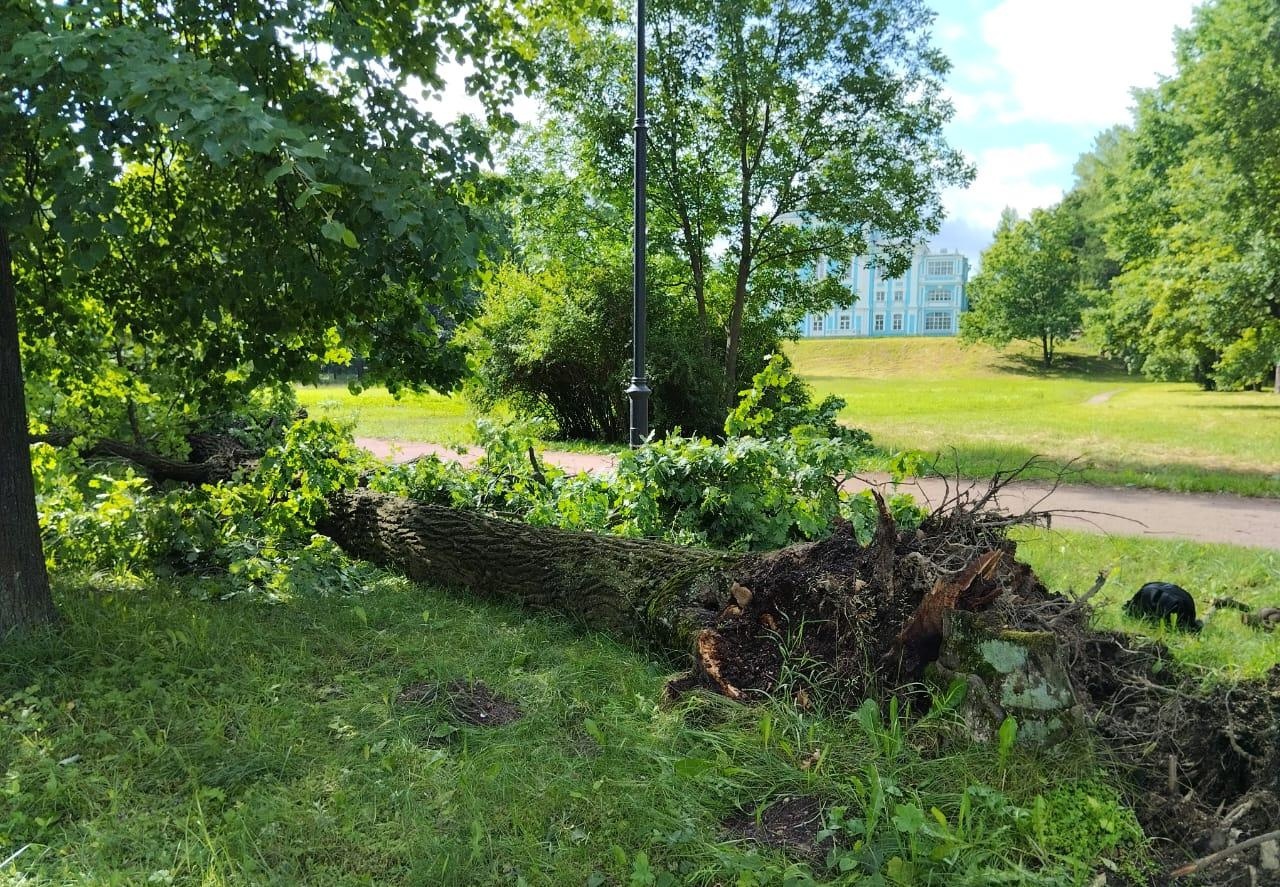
[787,337,1280,497]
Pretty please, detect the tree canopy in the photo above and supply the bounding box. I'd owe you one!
[511,0,971,409]
[0,0,547,634]
[961,207,1087,368]
[1070,0,1280,389]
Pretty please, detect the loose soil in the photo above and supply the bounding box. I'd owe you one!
[722,795,830,863]
[397,678,523,727]
[663,497,1277,884]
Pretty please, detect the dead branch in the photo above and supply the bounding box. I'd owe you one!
[1169,828,1280,878]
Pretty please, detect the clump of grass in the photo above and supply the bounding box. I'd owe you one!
[1,573,1151,885]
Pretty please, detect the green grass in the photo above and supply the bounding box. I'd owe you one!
[5,529,1273,883]
[295,385,624,454]
[1013,528,1280,680]
[788,337,1280,498]
[301,339,1279,497]
[1,572,1155,886]
[296,384,476,445]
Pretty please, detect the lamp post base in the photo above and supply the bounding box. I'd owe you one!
[626,378,651,447]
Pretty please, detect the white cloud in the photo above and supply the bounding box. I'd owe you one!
[977,0,1198,127]
[945,86,1009,123]
[944,143,1068,234]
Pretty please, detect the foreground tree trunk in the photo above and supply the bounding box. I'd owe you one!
[321,489,745,652]
[0,226,56,637]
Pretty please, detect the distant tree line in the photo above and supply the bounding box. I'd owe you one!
[964,0,1280,389]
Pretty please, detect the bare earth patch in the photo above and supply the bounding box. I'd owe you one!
[723,795,830,862]
[1086,389,1121,404]
[397,678,523,727]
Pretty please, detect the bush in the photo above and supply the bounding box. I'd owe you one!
[462,261,800,442]
[725,352,869,445]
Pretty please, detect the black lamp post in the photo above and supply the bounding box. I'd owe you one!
[626,0,651,447]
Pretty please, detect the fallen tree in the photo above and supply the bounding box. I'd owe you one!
[319,487,1034,702]
[29,430,264,484]
[320,486,1280,883]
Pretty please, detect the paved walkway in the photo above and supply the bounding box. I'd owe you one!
[356,438,1280,551]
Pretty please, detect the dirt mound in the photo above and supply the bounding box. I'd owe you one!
[666,491,1279,883]
[722,795,829,863]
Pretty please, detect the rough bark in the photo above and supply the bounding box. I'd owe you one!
[320,488,743,652]
[0,225,56,637]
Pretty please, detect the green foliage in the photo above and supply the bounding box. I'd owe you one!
[32,419,374,601]
[463,259,733,440]
[1,0,548,447]
[1071,0,1280,390]
[373,416,905,552]
[725,353,867,445]
[961,207,1089,368]
[515,0,972,410]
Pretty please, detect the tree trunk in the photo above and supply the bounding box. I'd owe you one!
[321,488,743,652]
[0,225,56,637]
[319,489,1022,701]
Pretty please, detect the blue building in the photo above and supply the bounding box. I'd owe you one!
[798,245,970,337]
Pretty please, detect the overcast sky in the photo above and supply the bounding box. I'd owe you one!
[930,0,1200,259]
[429,1,1202,262]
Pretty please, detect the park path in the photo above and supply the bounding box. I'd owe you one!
[356,437,1280,551]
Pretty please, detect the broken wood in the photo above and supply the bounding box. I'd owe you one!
[30,431,256,484]
[1170,828,1280,879]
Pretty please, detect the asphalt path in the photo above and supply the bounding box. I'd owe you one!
[356,438,1280,551]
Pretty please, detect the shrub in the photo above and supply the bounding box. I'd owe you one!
[462,261,802,442]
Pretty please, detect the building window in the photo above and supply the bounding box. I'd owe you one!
[925,312,952,332]
[893,288,905,303]
[838,313,851,331]
[875,288,886,303]
[928,288,952,303]
[892,314,903,332]
[927,259,955,276]
[873,314,885,332]
[811,315,824,332]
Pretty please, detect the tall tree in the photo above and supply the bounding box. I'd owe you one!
[1075,0,1280,389]
[0,0,541,635]
[535,0,972,405]
[961,207,1087,368]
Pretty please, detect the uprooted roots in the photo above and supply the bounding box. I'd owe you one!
[666,492,1278,881]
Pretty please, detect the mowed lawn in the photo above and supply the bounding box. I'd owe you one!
[297,383,475,444]
[299,337,1280,497]
[788,337,1280,497]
